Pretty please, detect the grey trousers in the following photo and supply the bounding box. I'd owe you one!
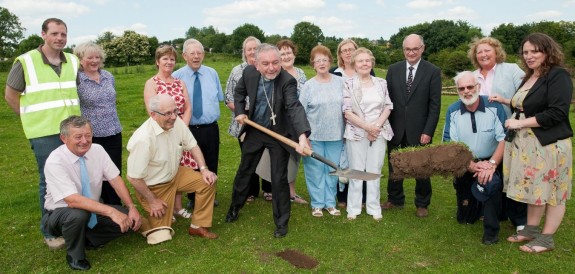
[43,205,128,260]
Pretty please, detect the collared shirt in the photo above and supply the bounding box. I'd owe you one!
[475,64,497,96]
[6,45,69,92]
[77,69,122,137]
[405,59,421,80]
[300,76,344,141]
[443,96,507,159]
[253,78,274,127]
[172,64,224,125]
[44,144,119,210]
[127,117,198,186]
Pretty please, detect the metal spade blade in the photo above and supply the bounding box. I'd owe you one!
[243,118,382,181]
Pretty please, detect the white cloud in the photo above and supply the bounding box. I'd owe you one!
[100,23,148,37]
[376,0,386,7]
[203,0,325,18]
[526,10,562,21]
[337,3,357,11]
[439,6,477,20]
[0,0,90,15]
[406,0,443,9]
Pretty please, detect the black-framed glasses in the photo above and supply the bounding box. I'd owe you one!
[153,109,179,117]
[403,46,423,53]
[457,84,478,92]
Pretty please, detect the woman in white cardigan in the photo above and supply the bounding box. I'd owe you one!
[342,48,393,221]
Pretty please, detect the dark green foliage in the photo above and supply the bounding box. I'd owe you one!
[291,22,324,65]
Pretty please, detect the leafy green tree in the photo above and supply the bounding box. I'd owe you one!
[227,23,265,54]
[14,34,43,56]
[428,49,471,77]
[490,23,530,56]
[266,34,287,48]
[291,21,324,64]
[0,7,25,58]
[388,20,481,59]
[147,36,159,63]
[103,30,150,66]
[95,31,116,45]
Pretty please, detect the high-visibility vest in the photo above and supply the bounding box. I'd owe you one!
[17,50,81,139]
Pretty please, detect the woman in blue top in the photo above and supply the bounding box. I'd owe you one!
[300,45,345,217]
[74,41,122,205]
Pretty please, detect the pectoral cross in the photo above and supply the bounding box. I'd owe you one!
[270,112,277,126]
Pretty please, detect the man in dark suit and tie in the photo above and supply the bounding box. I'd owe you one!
[383,34,442,218]
[225,43,311,238]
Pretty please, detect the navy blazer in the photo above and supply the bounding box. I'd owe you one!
[514,66,573,146]
[234,65,311,145]
[386,59,442,146]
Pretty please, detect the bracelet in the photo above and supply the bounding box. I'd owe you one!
[199,166,208,171]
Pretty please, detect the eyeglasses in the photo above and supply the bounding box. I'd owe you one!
[313,58,329,64]
[340,48,354,54]
[403,46,423,53]
[153,109,180,117]
[457,84,478,92]
[186,51,203,56]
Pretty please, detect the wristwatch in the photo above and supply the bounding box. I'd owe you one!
[488,159,497,166]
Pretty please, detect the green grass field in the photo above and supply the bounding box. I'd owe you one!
[0,58,574,273]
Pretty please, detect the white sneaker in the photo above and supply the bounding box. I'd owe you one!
[44,237,65,250]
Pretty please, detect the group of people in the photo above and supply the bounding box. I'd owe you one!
[444,33,572,252]
[4,17,572,271]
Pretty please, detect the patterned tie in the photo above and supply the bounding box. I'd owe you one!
[193,71,203,119]
[407,66,414,94]
[79,157,98,229]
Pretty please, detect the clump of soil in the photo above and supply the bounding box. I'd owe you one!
[390,143,473,179]
[276,249,319,269]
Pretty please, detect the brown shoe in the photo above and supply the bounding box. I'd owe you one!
[381,201,404,210]
[188,227,218,239]
[416,207,428,218]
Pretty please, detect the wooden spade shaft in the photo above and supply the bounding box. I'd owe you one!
[242,118,381,181]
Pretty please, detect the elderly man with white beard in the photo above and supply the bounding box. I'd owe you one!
[442,71,507,245]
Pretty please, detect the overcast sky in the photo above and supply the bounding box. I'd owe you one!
[2,0,574,46]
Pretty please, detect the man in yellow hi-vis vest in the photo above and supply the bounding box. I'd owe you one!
[4,18,80,250]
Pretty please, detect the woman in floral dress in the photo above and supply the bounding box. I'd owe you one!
[502,33,572,253]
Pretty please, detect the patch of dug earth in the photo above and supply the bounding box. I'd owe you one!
[275,249,319,269]
[390,143,473,179]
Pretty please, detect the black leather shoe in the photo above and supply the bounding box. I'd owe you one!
[225,206,240,223]
[482,237,499,245]
[273,229,287,238]
[66,255,91,271]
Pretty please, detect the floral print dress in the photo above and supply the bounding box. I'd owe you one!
[503,88,572,206]
[153,76,198,169]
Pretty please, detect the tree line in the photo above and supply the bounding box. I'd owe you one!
[1,6,574,76]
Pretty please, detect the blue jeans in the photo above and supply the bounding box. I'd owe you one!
[29,134,62,238]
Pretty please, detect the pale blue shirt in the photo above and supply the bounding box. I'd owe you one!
[173,64,224,125]
[443,96,507,159]
[300,76,344,141]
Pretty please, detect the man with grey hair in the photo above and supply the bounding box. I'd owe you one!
[383,33,441,218]
[43,115,141,270]
[173,38,224,208]
[225,44,311,238]
[127,94,218,244]
[443,71,507,245]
